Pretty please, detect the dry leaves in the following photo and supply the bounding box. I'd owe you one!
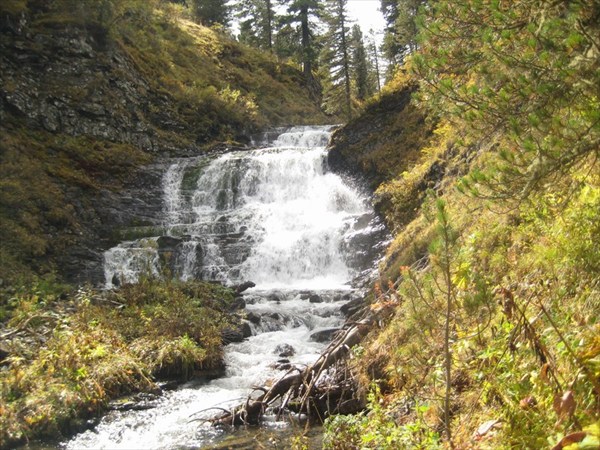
[553,390,576,424]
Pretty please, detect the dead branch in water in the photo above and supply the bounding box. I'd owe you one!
[207,317,376,426]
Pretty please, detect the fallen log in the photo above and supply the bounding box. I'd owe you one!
[208,317,375,426]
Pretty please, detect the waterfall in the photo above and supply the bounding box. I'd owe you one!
[70,126,388,449]
[162,161,187,231]
[104,125,381,290]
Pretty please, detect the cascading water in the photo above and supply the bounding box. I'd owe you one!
[67,126,388,449]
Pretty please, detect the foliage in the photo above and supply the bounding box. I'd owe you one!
[0,125,150,281]
[281,0,323,78]
[190,0,229,26]
[323,385,441,449]
[0,278,236,447]
[319,0,352,119]
[413,0,600,201]
[325,1,599,442]
[380,0,425,72]
[235,0,275,50]
[350,25,376,102]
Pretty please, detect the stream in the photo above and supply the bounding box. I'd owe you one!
[62,126,387,449]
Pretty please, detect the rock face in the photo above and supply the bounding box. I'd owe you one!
[0,10,245,155]
[0,14,206,283]
[327,86,432,190]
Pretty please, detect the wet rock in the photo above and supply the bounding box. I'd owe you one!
[111,274,121,288]
[270,358,292,371]
[241,320,252,338]
[267,292,282,303]
[309,328,341,343]
[222,320,252,343]
[157,235,182,249]
[274,343,295,358]
[246,311,261,325]
[109,392,161,412]
[233,281,256,294]
[340,297,365,318]
[230,296,246,310]
[309,294,323,303]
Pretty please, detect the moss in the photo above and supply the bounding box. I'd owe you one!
[0,0,27,15]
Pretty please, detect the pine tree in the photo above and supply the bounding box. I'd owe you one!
[281,0,322,79]
[350,25,375,101]
[381,0,425,71]
[321,0,352,119]
[414,0,600,200]
[367,29,382,93]
[235,0,275,50]
[191,0,229,26]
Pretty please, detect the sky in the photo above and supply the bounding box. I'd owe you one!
[346,0,386,40]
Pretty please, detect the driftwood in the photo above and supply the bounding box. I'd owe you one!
[208,317,375,426]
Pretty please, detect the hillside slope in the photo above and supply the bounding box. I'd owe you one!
[325,19,599,448]
[0,1,329,283]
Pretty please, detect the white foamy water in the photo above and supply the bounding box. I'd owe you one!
[68,126,385,449]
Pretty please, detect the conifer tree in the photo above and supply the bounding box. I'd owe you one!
[191,0,229,26]
[414,0,600,200]
[320,0,352,119]
[368,29,382,93]
[350,24,375,101]
[381,0,425,71]
[235,0,275,50]
[281,0,322,79]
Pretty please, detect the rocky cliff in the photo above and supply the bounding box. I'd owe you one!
[0,2,329,284]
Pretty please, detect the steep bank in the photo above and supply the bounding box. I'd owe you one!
[326,74,599,449]
[0,1,329,284]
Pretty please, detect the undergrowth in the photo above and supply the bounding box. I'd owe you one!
[0,277,236,447]
[324,124,600,447]
[324,62,599,447]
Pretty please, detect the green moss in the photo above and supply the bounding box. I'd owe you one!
[0,0,27,15]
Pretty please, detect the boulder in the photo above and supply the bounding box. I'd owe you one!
[274,343,296,358]
[156,235,182,250]
[309,328,341,343]
[309,294,323,303]
[233,281,256,294]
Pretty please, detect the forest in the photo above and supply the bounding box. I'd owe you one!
[0,0,599,449]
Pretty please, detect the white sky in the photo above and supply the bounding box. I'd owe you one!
[230,1,386,43]
[346,0,386,39]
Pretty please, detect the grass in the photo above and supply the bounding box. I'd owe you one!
[323,73,600,448]
[0,123,150,282]
[0,277,237,447]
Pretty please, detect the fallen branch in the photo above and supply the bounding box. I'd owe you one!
[207,317,375,426]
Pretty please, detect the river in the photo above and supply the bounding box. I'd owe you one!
[61,126,387,449]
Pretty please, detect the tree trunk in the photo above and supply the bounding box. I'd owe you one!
[338,0,352,120]
[300,5,312,79]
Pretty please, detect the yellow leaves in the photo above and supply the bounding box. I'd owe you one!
[451,261,471,291]
[539,362,551,385]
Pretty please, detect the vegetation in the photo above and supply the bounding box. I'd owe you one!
[0,278,236,447]
[324,0,599,448]
[0,0,329,284]
[1,0,598,448]
[320,0,352,119]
